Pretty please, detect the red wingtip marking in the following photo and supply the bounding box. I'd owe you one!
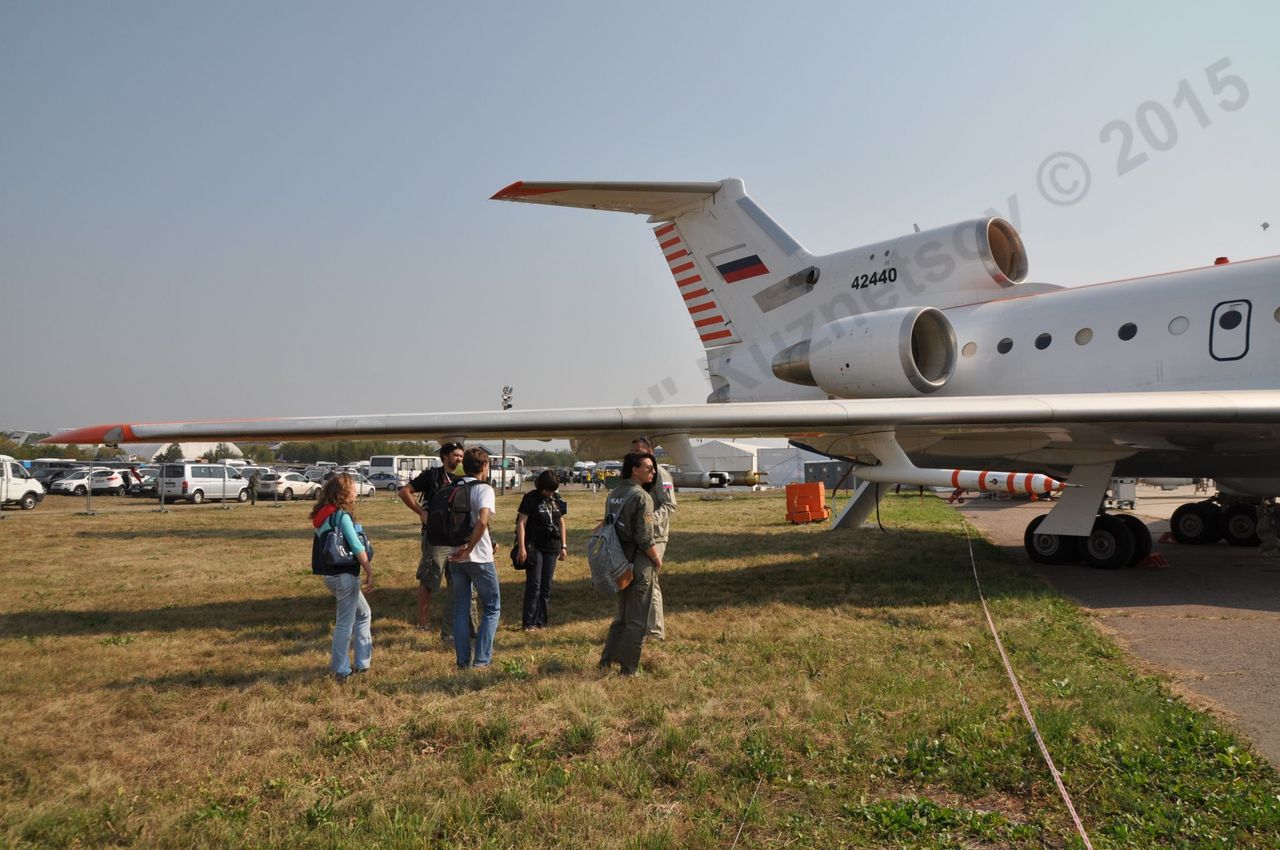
[490,181,569,200]
[41,424,135,444]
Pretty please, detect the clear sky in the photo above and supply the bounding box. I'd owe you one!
[2,1,1277,435]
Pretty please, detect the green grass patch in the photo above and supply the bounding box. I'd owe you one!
[0,490,1277,848]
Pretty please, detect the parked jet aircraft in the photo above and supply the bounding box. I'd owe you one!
[48,179,1280,568]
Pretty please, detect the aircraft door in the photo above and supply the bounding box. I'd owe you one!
[1210,300,1251,361]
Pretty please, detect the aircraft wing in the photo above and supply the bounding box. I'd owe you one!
[44,390,1280,477]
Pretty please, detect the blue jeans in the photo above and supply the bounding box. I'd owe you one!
[522,549,558,629]
[450,561,500,668]
[323,573,371,676]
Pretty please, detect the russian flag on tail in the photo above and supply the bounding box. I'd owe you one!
[708,244,769,283]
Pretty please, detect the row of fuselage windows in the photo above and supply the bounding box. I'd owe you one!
[964,305,1280,358]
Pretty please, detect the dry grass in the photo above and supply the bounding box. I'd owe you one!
[2,489,1277,848]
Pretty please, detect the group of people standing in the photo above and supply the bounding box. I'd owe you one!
[311,436,675,680]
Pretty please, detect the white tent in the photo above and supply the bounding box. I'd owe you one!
[691,440,768,475]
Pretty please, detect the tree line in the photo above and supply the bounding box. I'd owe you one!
[2,435,581,468]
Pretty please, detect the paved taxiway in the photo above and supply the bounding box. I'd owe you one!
[955,485,1280,765]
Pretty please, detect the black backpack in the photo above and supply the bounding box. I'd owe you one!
[425,479,479,546]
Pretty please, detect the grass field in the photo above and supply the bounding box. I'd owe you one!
[2,489,1278,849]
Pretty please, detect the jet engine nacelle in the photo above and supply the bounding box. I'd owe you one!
[886,217,1029,294]
[772,306,957,398]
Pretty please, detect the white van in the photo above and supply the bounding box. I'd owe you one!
[0,455,45,510]
[158,463,250,504]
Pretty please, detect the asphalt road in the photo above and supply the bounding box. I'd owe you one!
[955,485,1280,766]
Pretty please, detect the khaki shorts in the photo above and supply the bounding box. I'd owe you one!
[415,533,449,592]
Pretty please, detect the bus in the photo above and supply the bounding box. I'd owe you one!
[368,454,438,486]
[488,453,525,489]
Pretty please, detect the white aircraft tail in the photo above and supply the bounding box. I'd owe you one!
[492,179,813,350]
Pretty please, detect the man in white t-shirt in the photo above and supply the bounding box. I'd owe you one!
[446,447,500,669]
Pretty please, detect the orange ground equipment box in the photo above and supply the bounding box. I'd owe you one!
[786,482,831,524]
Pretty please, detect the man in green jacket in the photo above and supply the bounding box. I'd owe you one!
[598,452,663,676]
[632,436,675,640]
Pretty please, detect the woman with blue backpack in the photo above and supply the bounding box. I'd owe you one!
[311,474,374,682]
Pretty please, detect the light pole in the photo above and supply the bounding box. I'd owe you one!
[500,386,513,495]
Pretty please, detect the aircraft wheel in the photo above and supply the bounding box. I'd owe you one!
[1023,514,1079,565]
[1116,514,1152,566]
[1082,514,1135,570]
[1171,501,1224,545]
[283,488,294,501]
[1223,504,1260,547]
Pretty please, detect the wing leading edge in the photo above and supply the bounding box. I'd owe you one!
[44,390,1280,453]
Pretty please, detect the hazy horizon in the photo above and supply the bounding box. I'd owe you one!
[3,2,1276,434]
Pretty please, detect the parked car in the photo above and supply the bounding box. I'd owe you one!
[157,463,250,504]
[50,467,128,496]
[129,474,159,497]
[257,471,320,501]
[47,468,90,493]
[347,473,376,498]
[366,471,403,491]
[302,462,337,482]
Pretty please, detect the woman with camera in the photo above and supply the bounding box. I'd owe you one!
[515,469,568,630]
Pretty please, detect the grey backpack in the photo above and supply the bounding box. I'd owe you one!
[586,510,634,593]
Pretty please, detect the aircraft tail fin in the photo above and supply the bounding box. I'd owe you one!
[492,179,812,349]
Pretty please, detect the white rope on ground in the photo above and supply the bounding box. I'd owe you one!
[961,519,1095,850]
[729,774,764,850]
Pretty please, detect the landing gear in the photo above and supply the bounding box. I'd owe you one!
[1024,515,1079,565]
[1081,515,1134,570]
[1022,512,1151,569]
[1171,500,1224,545]
[1116,514,1153,565]
[1223,504,1260,547]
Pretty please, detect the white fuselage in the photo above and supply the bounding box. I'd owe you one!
[943,258,1276,396]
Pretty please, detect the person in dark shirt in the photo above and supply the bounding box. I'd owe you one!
[515,469,569,630]
[397,442,476,640]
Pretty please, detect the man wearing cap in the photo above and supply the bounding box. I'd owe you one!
[398,441,478,641]
[632,436,676,640]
